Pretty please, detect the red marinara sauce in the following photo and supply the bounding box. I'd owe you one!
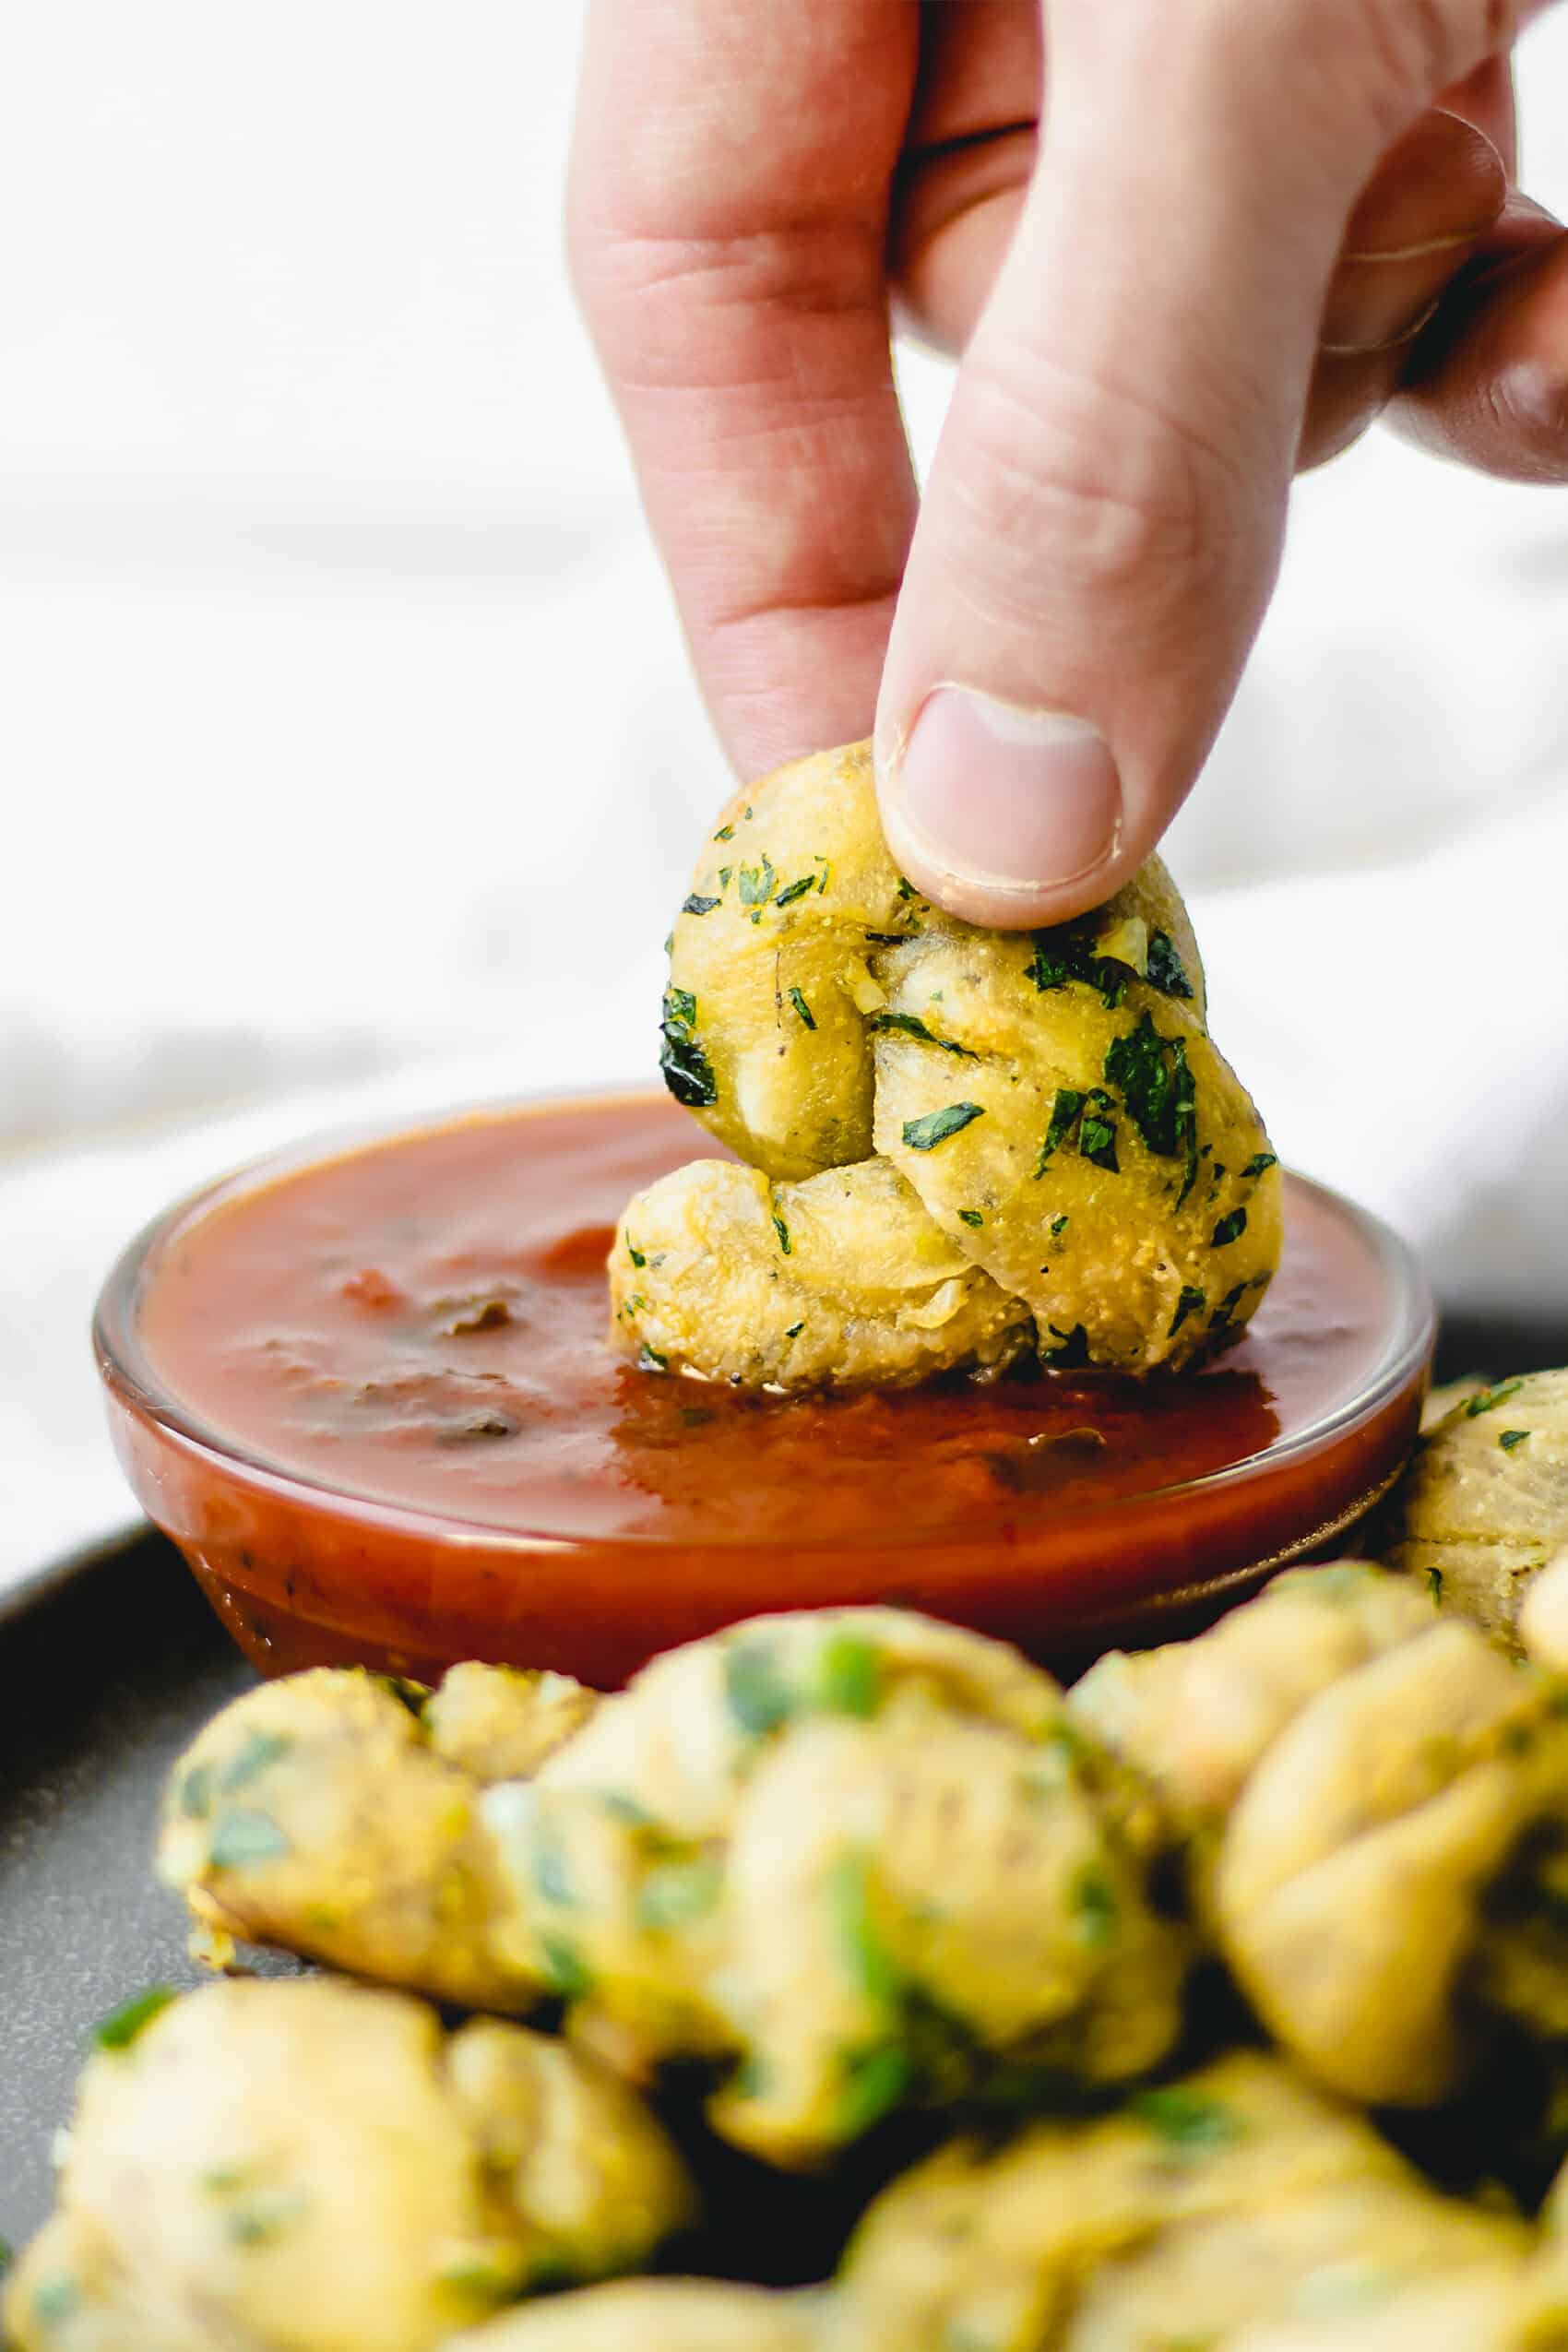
[99,1092,1432,1686]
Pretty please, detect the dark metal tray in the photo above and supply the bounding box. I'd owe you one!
[1,1534,294,2240]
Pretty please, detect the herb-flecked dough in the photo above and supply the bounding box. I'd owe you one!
[22,1554,1568,2349]
[1383,1368,1568,1650]
[1074,1562,1568,2106]
[155,1662,598,2010]
[612,741,1283,1387]
[3,1977,694,2352]
[152,1611,1190,2173]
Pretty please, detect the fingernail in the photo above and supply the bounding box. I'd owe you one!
[879,686,1122,901]
[1319,292,1443,359]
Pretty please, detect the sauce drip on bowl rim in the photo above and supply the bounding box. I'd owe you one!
[98,1092,1433,1684]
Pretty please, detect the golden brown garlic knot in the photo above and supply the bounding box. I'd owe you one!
[611,742,1281,1389]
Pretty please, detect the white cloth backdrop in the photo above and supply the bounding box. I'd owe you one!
[3,2,1568,1599]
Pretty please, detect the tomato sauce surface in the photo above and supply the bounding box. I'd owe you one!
[136,1094,1401,1552]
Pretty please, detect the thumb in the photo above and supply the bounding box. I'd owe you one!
[873,0,1496,927]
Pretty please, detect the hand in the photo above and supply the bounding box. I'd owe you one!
[570,0,1568,926]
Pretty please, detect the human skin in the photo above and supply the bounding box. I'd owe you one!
[569,0,1568,931]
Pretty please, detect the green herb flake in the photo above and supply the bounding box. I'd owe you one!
[865,931,909,945]
[870,1010,976,1059]
[1039,1716,1092,1768]
[1429,1567,1444,1600]
[1026,925,1138,1009]
[682,893,721,916]
[93,1983,177,2052]
[201,2161,259,2195]
[1026,942,1073,994]
[1169,1286,1206,1338]
[788,985,816,1030]
[712,823,734,842]
[540,1934,594,2002]
[897,877,916,900]
[1211,1208,1248,1247]
[784,1321,804,1339]
[828,1851,903,2006]
[627,1241,647,1268]
[439,2252,528,2303]
[1501,1429,1532,1454]
[902,1101,985,1152]
[208,1810,291,1871]
[1076,1089,1120,1172]
[530,1827,576,1909]
[730,2050,773,2101]
[226,2190,310,2248]
[1131,2085,1242,2153]
[636,1853,723,1932]
[32,2275,78,2327]
[1466,1378,1527,1420]
[814,1632,884,1719]
[1070,1866,1119,1950]
[219,1729,291,1795]
[1103,1015,1196,1178]
[774,874,816,909]
[718,866,732,887]
[771,1210,792,1256]
[600,1790,656,1827]
[1146,929,1195,999]
[957,1208,984,1229]
[637,1343,669,1373]
[659,984,719,1110]
[1207,1280,1252,1334]
[1241,1151,1278,1180]
[1051,1213,1070,1237]
[737,854,777,908]
[1035,1088,1085,1177]
[724,1642,796,1738]
[835,2041,914,2138]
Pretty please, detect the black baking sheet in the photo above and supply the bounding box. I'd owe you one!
[0,1533,296,2241]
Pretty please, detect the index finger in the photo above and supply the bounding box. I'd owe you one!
[569,0,921,778]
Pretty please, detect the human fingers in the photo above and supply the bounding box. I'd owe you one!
[1390,194,1568,480]
[1435,50,1517,166]
[893,104,1507,448]
[568,0,921,778]
[890,0,1039,353]
[873,0,1534,929]
[1301,107,1508,469]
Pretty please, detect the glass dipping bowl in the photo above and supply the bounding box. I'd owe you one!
[95,1090,1434,1686]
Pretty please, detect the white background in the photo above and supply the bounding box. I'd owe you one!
[3,3,1568,1589]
